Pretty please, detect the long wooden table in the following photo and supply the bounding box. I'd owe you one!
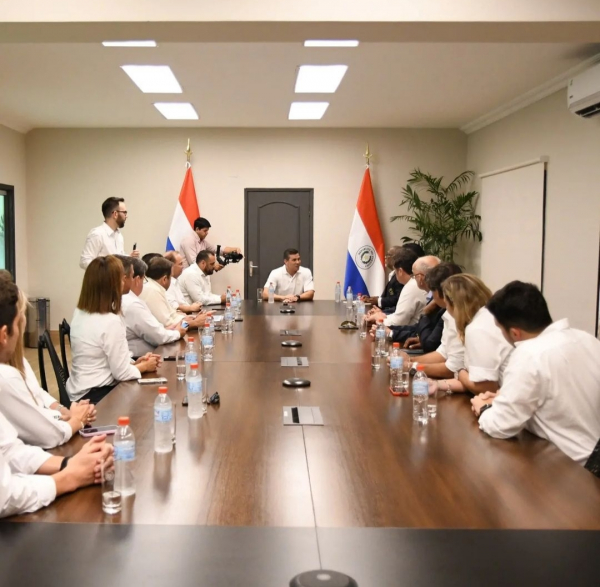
[10,301,600,529]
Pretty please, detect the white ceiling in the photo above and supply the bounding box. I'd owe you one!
[0,42,596,131]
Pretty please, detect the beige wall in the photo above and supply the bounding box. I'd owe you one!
[467,89,600,333]
[25,127,467,327]
[0,124,28,292]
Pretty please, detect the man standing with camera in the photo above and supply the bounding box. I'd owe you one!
[178,217,242,269]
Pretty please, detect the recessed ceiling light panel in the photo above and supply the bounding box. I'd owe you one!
[304,40,359,48]
[154,103,199,120]
[295,65,348,93]
[121,65,182,93]
[288,102,329,120]
[103,40,157,47]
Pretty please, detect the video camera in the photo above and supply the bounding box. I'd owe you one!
[216,245,244,267]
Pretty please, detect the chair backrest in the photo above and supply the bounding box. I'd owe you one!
[58,319,71,379]
[37,330,71,408]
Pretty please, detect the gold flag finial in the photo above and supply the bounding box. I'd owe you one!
[364,143,373,167]
[184,139,192,168]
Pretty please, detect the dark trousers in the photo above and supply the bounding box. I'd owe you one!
[80,384,117,404]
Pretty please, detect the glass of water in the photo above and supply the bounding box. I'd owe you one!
[202,376,209,414]
[176,352,186,380]
[427,378,439,419]
[257,288,263,302]
[101,461,121,515]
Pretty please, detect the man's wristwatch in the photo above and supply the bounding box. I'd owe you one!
[408,362,419,377]
[478,404,493,418]
[295,295,301,303]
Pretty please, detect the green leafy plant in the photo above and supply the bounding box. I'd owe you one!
[391,169,482,262]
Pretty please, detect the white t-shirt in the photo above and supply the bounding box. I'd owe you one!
[264,266,314,297]
[178,264,222,306]
[479,319,600,465]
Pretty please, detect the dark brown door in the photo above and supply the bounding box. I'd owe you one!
[244,189,313,299]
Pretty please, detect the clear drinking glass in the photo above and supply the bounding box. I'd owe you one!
[202,376,209,414]
[257,288,263,302]
[171,401,177,444]
[176,352,186,380]
[371,343,381,370]
[101,461,121,515]
[427,378,439,419]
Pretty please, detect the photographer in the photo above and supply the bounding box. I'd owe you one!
[179,217,242,270]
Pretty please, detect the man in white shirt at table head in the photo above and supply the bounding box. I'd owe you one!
[262,249,315,303]
[471,281,600,466]
[164,251,202,314]
[178,251,226,306]
[79,197,139,269]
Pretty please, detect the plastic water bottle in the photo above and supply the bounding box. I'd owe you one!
[226,286,232,305]
[154,387,173,453]
[389,343,405,395]
[412,365,429,425]
[234,289,242,318]
[268,282,275,304]
[202,322,214,361]
[346,286,353,307]
[185,336,198,376]
[114,416,135,497]
[223,302,234,334]
[186,362,203,419]
[335,281,342,303]
[207,314,216,347]
[375,319,387,357]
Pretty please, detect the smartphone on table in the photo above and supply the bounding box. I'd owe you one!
[79,425,117,437]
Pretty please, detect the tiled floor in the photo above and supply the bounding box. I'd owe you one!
[24,344,68,402]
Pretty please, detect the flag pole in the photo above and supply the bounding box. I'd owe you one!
[364,143,372,168]
[184,138,192,169]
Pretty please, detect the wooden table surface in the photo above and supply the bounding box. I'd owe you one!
[10,301,600,528]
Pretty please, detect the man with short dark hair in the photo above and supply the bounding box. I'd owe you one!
[164,251,202,314]
[364,246,404,311]
[262,249,315,303]
[178,217,241,269]
[79,197,138,269]
[471,281,600,465]
[178,251,226,306]
[0,278,114,517]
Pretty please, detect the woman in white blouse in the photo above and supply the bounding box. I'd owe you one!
[66,256,159,404]
[441,274,513,395]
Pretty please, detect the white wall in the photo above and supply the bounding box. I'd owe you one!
[0,124,28,292]
[467,89,600,333]
[25,127,467,327]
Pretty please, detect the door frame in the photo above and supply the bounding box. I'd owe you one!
[0,183,16,279]
[244,188,314,299]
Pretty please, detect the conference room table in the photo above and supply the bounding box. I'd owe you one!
[2,301,600,586]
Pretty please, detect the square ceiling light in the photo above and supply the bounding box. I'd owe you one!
[288,102,329,120]
[154,103,199,120]
[295,65,348,93]
[121,65,182,93]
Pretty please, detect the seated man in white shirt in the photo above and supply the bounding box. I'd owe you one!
[471,281,600,466]
[164,251,202,314]
[79,197,139,269]
[366,250,431,327]
[119,256,187,357]
[262,248,315,303]
[178,251,226,306]
[141,256,213,327]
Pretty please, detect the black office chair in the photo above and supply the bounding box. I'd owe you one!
[37,330,71,408]
[585,439,600,478]
[58,319,71,379]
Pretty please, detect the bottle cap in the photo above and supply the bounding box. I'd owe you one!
[190,363,199,369]
[377,318,384,323]
[118,416,130,426]
[187,336,195,342]
[392,342,400,348]
[226,302,231,307]
[158,386,168,394]
[204,322,210,327]
[417,364,425,371]
[336,281,340,283]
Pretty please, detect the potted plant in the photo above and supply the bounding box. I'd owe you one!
[391,169,482,262]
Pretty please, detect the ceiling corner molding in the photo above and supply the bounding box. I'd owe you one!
[0,118,30,134]
[460,53,600,135]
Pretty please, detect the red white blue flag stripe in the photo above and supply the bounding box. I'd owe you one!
[166,167,200,252]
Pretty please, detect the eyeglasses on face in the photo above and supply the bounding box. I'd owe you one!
[411,273,425,279]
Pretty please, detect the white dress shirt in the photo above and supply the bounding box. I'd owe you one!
[166,277,187,310]
[464,307,513,384]
[121,291,181,356]
[436,313,466,374]
[66,309,141,402]
[79,222,125,269]
[264,266,315,297]
[0,412,56,518]
[0,360,73,449]
[479,319,600,465]
[179,233,216,268]
[178,264,222,306]
[139,278,186,327]
[384,278,427,327]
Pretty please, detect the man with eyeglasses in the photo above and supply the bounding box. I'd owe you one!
[79,197,139,269]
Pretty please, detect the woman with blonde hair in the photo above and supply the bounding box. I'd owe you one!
[442,274,513,394]
[0,285,95,448]
[66,256,159,404]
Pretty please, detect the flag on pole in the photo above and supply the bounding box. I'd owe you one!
[166,167,200,251]
[344,167,385,297]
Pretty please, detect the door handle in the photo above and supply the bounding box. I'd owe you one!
[249,261,259,277]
